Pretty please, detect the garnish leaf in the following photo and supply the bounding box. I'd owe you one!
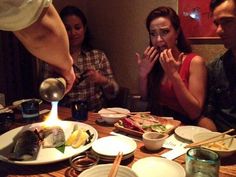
[56,144,65,153]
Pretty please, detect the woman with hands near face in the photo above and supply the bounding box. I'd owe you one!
[136,7,207,125]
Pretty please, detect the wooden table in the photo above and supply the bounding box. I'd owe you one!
[0,105,235,177]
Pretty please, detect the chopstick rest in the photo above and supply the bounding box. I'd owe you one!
[108,152,123,177]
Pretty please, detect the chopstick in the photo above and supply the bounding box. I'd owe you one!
[108,152,123,177]
[185,129,235,148]
[100,108,150,116]
[185,135,236,148]
[130,111,151,114]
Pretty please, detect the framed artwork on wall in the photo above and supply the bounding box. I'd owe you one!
[178,0,221,43]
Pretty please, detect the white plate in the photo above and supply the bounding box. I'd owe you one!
[132,157,185,177]
[91,150,134,162]
[78,164,138,177]
[193,132,236,157]
[92,136,137,156]
[98,107,130,124]
[175,126,211,141]
[0,121,98,165]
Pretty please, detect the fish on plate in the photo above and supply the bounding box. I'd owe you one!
[9,130,40,161]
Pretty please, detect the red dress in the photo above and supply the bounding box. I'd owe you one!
[158,53,196,119]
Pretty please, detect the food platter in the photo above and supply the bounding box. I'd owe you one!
[114,114,181,137]
[0,121,98,165]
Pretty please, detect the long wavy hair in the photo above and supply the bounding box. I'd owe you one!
[59,5,93,52]
[145,6,192,114]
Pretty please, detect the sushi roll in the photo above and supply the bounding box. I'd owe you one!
[39,126,65,148]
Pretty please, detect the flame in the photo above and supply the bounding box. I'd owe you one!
[43,102,63,127]
[41,101,72,132]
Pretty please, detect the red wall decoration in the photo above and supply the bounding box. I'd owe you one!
[178,0,218,38]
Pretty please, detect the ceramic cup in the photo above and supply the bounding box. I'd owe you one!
[185,148,220,177]
[142,132,169,151]
[21,99,39,122]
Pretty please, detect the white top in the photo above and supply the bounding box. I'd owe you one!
[0,0,52,31]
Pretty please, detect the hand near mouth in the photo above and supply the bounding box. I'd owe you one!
[135,46,160,78]
[159,49,184,79]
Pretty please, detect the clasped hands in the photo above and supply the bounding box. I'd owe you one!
[76,68,108,85]
[136,46,184,78]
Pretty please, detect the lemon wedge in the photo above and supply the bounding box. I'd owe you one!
[65,128,82,146]
[72,131,88,148]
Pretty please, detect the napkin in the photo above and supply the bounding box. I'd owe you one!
[161,134,190,160]
[163,134,189,149]
[161,147,188,160]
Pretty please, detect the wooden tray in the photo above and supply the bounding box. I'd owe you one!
[114,117,181,137]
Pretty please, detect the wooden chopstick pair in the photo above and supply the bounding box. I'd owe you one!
[101,108,150,116]
[108,152,123,177]
[185,128,235,148]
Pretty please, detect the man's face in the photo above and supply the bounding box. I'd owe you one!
[213,0,236,49]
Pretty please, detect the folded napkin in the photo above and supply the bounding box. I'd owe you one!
[161,147,188,160]
[161,134,190,160]
[163,134,189,149]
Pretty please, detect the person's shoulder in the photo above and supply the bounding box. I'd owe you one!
[207,54,224,68]
[189,53,205,65]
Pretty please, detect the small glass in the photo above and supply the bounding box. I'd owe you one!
[0,112,15,133]
[21,99,39,122]
[71,100,88,121]
[185,148,220,177]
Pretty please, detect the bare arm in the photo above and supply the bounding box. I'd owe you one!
[136,46,159,99]
[168,56,207,119]
[198,116,217,131]
[13,4,75,92]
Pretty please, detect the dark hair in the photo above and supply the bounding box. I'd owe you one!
[210,0,226,12]
[145,7,192,114]
[59,5,92,51]
[146,6,192,53]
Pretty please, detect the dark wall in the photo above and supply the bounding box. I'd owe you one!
[0,31,38,105]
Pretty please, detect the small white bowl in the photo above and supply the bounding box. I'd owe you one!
[142,132,169,151]
[78,164,138,177]
[98,107,130,124]
[192,132,236,157]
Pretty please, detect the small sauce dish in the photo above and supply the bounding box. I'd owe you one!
[142,132,169,151]
[70,152,99,172]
